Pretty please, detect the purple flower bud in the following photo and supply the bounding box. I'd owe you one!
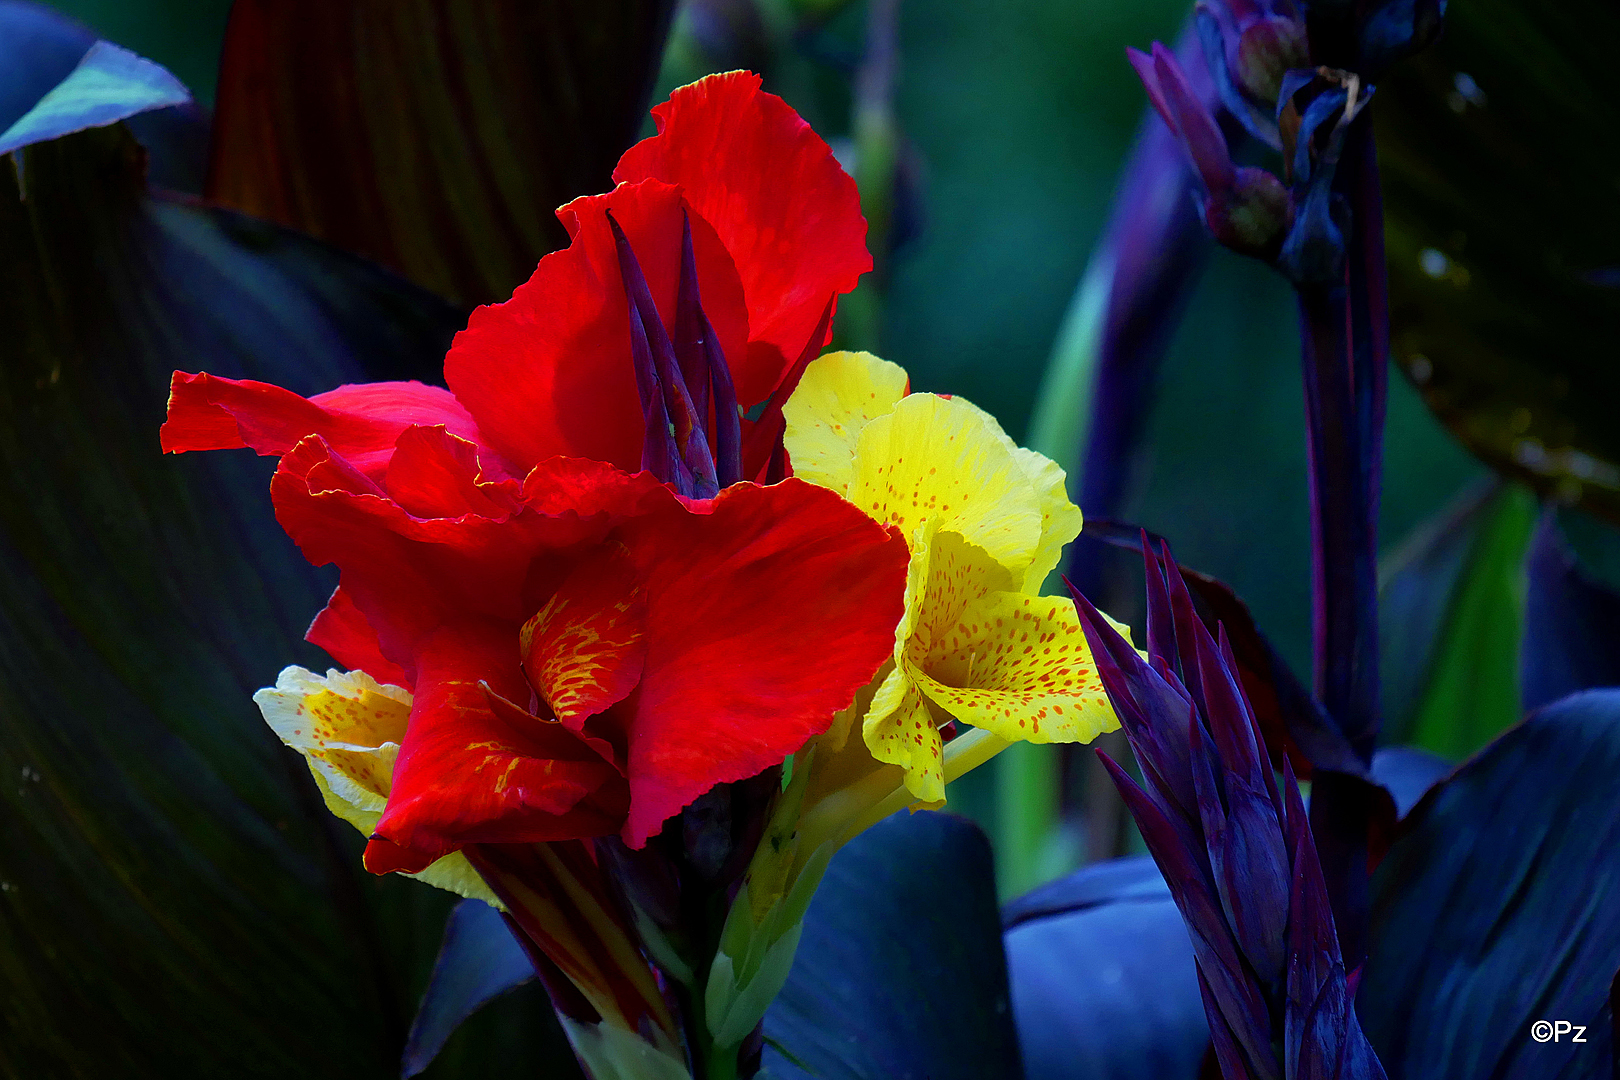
[1195,0,1309,147]
[1073,537,1388,1080]
[1206,166,1294,260]
[1127,42,1234,196]
[1128,43,1294,265]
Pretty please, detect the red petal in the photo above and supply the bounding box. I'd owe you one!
[614,72,871,408]
[384,425,521,519]
[161,371,496,480]
[365,622,628,873]
[306,586,411,688]
[613,478,909,846]
[272,439,676,679]
[443,180,748,473]
[521,544,647,729]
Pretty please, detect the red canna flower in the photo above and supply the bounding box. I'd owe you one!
[161,71,907,873]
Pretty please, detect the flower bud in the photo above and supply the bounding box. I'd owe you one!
[1206,166,1294,261]
[1195,0,1309,147]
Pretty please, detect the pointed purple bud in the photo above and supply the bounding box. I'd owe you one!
[1154,540,1210,705]
[608,212,720,498]
[1128,42,1236,197]
[675,211,744,487]
[1142,531,1181,678]
[1073,582,1201,819]
[673,216,713,435]
[1360,0,1445,79]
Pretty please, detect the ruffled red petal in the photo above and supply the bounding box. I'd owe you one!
[443,179,749,473]
[270,438,635,673]
[613,71,870,407]
[383,425,521,519]
[363,621,628,873]
[612,478,909,846]
[306,586,410,688]
[160,371,496,481]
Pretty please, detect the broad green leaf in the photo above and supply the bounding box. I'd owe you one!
[1376,0,1620,523]
[205,0,676,306]
[1378,480,1537,758]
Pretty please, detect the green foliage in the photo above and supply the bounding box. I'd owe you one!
[1379,480,1537,759]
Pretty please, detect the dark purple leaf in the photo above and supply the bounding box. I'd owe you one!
[763,812,1023,1080]
[402,900,546,1078]
[1359,690,1620,1078]
[205,0,676,306]
[1003,857,1208,1080]
[1521,513,1620,714]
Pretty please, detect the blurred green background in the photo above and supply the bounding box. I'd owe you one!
[39,0,1482,877]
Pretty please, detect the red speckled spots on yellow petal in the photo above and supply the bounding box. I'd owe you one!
[520,544,647,726]
[904,525,1018,666]
[848,394,1042,577]
[862,665,946,803]
[913,592,1120,745]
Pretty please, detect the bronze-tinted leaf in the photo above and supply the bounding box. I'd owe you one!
[1376,0,1620,522]
[206,0,676,305]
[0,114,577,1076]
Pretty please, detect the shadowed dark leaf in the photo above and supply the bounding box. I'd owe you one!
[0,101,572,1074]
[1368,747,1451,821]
[1377,0,1620,523]
[206,0,676,306]
[403,900,563,1079]
[0,1,94,133]
[0,2,210,195]
[1002,856,1206,1080]
[763,811,1024,1080]
[1359,690,1620,1079]
[1521,513,1620,714]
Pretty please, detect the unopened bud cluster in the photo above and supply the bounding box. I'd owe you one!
[1132,0,1444,283]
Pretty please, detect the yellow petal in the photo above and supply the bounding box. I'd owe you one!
[255,666,412,812]
[953,398,1083,593]
[307,768,503,908]
[408,851,505,909]
[781,350,909,496]
[912,592,1120,745]
[861,663,945,803]
[1009,446,1084,593]
[266,670,504,909]
[902,523,1019,663]
[850,393,1043,575]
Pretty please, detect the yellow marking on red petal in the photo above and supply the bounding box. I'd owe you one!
[520,546,647,725]
[781,351,908,496]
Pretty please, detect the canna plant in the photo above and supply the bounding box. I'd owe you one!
[159,70,1128,1079]
[4,1,1620,1079]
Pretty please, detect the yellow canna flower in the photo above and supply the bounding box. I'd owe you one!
[783,351,1123,803]
[254,667,500,907]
